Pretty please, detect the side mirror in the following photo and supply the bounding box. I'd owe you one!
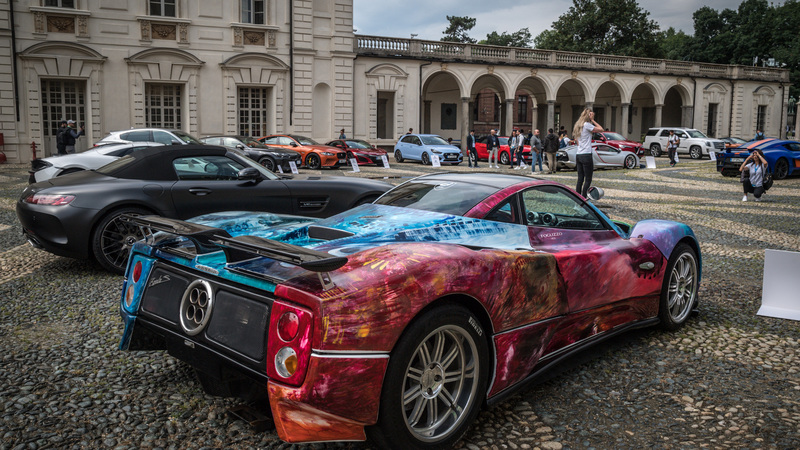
[171,140,182,145]
[236,144,245,149]
[238,167,262,181]
[290,142,298,147]
[587,186,604,201]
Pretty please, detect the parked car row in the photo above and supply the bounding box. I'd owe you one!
[715,138,800,179]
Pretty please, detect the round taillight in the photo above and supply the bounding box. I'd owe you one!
[277,312,300,342]
[132,261,142,283]
[125,285,135,308]
[275,347,298,378]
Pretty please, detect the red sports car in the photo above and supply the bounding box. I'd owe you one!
[475,136,532,165]
[119,173,701,448]
[326,139,389,166]
[591,132,645,157]
[258,134,347,169]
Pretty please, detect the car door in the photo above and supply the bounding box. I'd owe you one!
[520,185,664,349]
[169,154,292,218]
[594,144,621,166]
[397,135,420,160]
[675,131,690,154]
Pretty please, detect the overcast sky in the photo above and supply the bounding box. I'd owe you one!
[353,0,761,42]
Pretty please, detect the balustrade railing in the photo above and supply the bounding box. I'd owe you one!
[353,35,788,82]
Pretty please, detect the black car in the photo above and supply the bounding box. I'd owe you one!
[16,145,392,274]
[200,135,301,172]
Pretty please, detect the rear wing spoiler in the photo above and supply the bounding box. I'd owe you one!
[121,214,348,273]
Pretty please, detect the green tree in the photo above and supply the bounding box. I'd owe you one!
[657,27,692,61]
[479,28,533,48]
[441,16,477,43]
[769,0,800,98]
[533,0,661,57]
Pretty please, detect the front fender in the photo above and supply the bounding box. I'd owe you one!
[629,219,702,283]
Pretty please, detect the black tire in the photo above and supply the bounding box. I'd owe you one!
[650,144,662,157]
[395,150,404,163]
[658,243,699,331]
[367,305,489,450]
[720,169,738,177]
[624,154,637,169]
[499,151,510,165]
[305,153,321,170]
[774,158,789,180]
[257,156,276,172]
[689,146,702,160]
[91,206,151,274]
[421,152,430,165]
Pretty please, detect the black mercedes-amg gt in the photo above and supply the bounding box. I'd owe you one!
[16,145,392,273]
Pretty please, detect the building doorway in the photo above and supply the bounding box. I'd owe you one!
[41,79,86,156]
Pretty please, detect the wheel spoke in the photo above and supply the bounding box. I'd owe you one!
[407,396,427,427]
[432,331,445,363]
[403,384,422,406]
[440,344,459,370]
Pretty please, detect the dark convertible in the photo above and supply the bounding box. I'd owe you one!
[16,145,393,273]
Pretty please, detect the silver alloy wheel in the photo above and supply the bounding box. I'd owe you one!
[402,324,480,443]
[666,251,697,324]
[690,146,702,159]
[650,143,661,157]
[625,154,636,169]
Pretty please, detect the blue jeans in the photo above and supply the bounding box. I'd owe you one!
[531,151,543,171]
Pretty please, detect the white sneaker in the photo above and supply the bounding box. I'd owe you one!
[742,195,748,202]
[513,166,521,170]
[521,163,527,169]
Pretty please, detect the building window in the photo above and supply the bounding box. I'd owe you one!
[517,95,528,123]
[707,103,718,137]
[45,0,75,7]
[41,79,86,140]
[241,0,265,24]
[238,87,270,137]
[756,105,767,133]
[149,0,176,17]
[146,84,182,129]
[441,103,457,130]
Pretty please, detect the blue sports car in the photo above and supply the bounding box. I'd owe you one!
[393,133,463,165]
[716,138,800,179]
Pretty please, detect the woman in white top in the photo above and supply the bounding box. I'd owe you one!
[571,108,604,198]
[739,149,769,202]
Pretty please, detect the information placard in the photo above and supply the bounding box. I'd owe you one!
[350,158,360,172]
[645,156,657,169]
[380,155,390,168]
[289,161,299,174]
[431,154,441,167]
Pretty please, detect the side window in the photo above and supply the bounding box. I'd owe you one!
[658,130,670,137]
[203,138,221,146]
[678,132,688,139]
[484,198,519,224]
[278,137,295,146]
[121,131,151,142]
[598,144,619,154]
[223,138,241,147]
[153,131,177,145]
[786,143,800,152]
[401,135,414,144]
[412,137,422,146]
[262,137,278,145]
[593,133,603,140]
[521,186,606,230]
[173,155,246,181]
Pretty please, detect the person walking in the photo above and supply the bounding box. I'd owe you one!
[466,129,478,168]
[514,130,527,169]
[544,128,559,174]
[487,129,500,168]
[740,149,769,202]
[573,108,604,198]
[667,129,680,167]
[339,129,347,139]
[55,120,69,155]
[63,120,85,154]
[529,129,544,174]
[509,130,518,168]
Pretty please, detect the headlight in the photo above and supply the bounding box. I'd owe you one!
[705,141,712,147]
[431,149,442,154]
[321,151,335,156]
[557,151,566,157]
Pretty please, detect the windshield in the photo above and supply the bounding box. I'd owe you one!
[686,130,708,138]
[345,140,372,149]
[172,131,203,144]
[603,132,626,141]
[375,180,496,216]
[419,135,449,146]
[290,135,319,145]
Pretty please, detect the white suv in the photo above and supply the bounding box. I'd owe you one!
[643,127,725,159]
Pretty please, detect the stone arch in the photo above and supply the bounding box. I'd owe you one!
[593,81,624,132]
[365,63,409,139]
[313,82,333,140]
[467,73,509,135]
[220,53,289,136]
[515,75,549,136]
[18,41,108,155]
[125,48,204,132]
[662,83,692,128]
[555,78,590,135]
[752,85,777,137]
[629,82,658,137]
[421,70,463,138]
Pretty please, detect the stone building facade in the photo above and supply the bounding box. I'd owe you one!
[0,0,791,163]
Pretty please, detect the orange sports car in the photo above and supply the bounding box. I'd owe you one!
[258,134,347,169]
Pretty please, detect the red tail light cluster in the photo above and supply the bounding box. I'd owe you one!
[267,300,313,386]
[25,193,75,206]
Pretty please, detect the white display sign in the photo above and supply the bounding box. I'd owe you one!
[380,155,390,168]
[277,165,284,174]
[431,154,441,167]
[709,151,717,161]
[289,161,299,174]
[645,156,657,169]
[349,158,360,172]
[757,249,800,321]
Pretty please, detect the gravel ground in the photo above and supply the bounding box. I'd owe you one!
[1,158,799,450]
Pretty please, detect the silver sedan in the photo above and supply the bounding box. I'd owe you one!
[29,142,163,183]
[556,143,640,170]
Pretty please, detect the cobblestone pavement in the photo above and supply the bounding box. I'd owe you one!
[1,158,799,449]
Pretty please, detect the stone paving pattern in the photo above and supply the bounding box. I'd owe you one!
[1,158,798,449]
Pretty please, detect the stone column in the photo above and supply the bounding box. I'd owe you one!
[681,106,693,128]
[505,99,514,135]
[621,103,631,137]
[461,97,471,154]
[531,105,538,134]
[546,100,555,132]
[655,104,663,128]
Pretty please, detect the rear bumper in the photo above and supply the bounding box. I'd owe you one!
[15,202,91,259]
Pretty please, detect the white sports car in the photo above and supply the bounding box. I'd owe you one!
[28,142,163,183]
[556,143,640,170]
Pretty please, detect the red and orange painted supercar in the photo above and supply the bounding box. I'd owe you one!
[119,173,701,449]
